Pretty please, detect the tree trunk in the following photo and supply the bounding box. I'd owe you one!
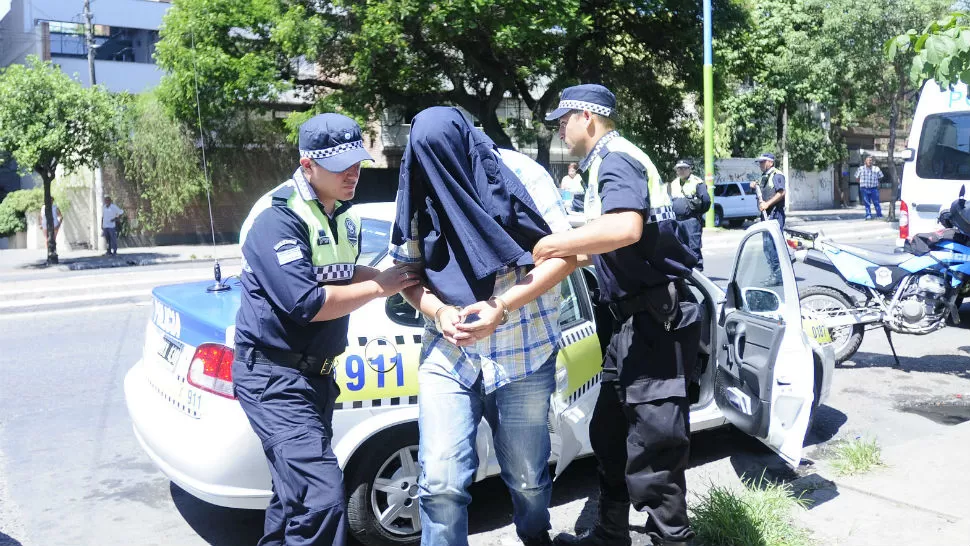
[535,122,553,169]
[886,62,905,222]
[39,170,58,265]
[479,109,514,149]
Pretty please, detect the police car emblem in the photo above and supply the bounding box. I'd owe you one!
[874,267,893,286]
[317,230,330,246]
[345,218,358,247]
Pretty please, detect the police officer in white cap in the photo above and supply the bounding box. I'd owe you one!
[232,113,418,546]
[536,84,700,546]
[667,160,710,270]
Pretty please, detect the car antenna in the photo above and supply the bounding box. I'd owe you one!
[191,29,230,293]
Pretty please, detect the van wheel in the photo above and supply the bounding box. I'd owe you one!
[799,285,864,364]
[713,206,724,228]
[346,425,421,546]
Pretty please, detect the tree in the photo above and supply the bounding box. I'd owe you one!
[116,93,208,231]
[155,0,747,169]
[0,56,121,263]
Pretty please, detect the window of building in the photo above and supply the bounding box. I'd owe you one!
[46,21,159,64]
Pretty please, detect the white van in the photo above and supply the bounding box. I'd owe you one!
[899,81,970,240]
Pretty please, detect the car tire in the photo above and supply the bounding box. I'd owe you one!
[798,285,864,364]
[346,424,422,546]
[713,206,724,228]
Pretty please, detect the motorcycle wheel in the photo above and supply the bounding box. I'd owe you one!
[799,285,865,364]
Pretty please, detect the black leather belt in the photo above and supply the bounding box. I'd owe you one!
[244,347,338,376]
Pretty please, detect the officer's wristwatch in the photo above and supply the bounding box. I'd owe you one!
[490,296,510,325]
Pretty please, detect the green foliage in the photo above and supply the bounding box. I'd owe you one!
[0,188,44,237]
[889,12,970,88]
[155,0,749,166]
[0,56,122,181]
[690,474,813,546]
[116,93,207,231]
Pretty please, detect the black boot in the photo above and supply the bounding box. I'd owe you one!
[553,498,631,546]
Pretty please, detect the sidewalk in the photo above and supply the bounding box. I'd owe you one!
[792,421,970,544]
[0,204,899,273]
[0,243,240,273]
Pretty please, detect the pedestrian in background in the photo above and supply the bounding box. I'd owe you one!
[856,155,884,220]
[391,106,575,546]
[667,160,710,270]
[231,113,418,546]
[39,199,62,245]
[101,196,124,256]
[539,84,701,546]
[560,162,586,212]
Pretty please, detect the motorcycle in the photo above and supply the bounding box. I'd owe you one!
[785,190,970,365]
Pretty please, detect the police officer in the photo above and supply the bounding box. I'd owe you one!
[752,152,787,229]
[752,152,787,283]
[667,160,710,270]
[536,85,701,546]
[232,113,417,546]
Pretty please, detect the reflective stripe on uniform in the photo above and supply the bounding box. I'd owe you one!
[585,135,670,223]
[314,263,355,283]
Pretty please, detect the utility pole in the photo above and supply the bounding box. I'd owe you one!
[84,0,104,251]
[702,0,715,227]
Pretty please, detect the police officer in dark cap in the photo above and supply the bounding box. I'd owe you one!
[232,113,418,546]
[668,159,710,270]
[535,84,701,546]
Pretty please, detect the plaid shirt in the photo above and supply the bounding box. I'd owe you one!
[390,149,571,393]
[856,165,884,189]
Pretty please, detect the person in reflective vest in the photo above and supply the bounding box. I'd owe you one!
[667,159,710,270]
[751,152,787,229]
[537,84,701,546]
[232,113,418,546]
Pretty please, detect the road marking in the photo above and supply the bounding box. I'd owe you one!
[0,300,148,321]
[0,289,153,310]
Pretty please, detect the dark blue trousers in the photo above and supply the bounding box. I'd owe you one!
[232,352,347,546]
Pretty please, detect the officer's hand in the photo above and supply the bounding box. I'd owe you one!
[759,201,769,212]
[749,181,757,189]
[454,299,505,346]
[532,235,561,267]
[374,263,421,296]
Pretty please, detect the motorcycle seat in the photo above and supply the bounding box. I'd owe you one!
[833,243,914,266]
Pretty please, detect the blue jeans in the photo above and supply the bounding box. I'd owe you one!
[417,354,556,545]
[102,227,118,254]
[862,186,882,217]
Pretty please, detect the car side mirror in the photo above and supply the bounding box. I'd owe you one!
[385,294,423,328]
[742,288,781,313]
[900,148,915,162]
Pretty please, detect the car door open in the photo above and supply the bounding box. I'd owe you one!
[714,220,815,467]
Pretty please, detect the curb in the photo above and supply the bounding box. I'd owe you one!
[25,255,241,272]
[703,225,898,251]
[1,292,154,315]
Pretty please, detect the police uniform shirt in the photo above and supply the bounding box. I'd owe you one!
[234,189,359,358]
[593,152,696,304]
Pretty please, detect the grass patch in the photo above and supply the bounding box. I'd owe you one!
[690,474,813,546]
[830,437,883,476]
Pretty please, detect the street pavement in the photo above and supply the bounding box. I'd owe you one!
[0,215,968,545]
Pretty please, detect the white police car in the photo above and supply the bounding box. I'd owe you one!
[124,203,833,546]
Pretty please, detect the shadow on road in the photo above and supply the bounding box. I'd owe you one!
[170,483,264,546]
[19,252,182,271]
[0,532,24,546]
[844,351,970,380]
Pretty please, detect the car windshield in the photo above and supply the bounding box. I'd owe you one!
[360,218,391,266]
[916,112,970,180]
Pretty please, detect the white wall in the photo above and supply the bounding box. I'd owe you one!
[714,158,836,211]
[54,55,163,93]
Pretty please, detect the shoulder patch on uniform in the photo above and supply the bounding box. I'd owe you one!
[271,185,295,206]
[273,239,298,251]
[276,247,302,265]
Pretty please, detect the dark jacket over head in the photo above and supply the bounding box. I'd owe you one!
[391,106,551,306]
